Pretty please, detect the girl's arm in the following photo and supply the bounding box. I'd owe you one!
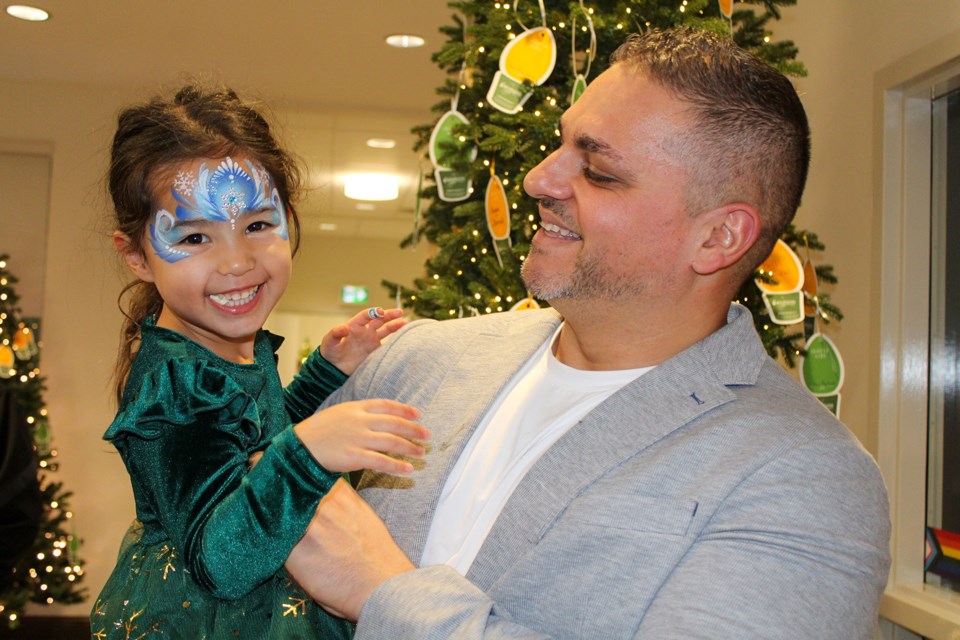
[284,307,405,422]
[114,362,424,600]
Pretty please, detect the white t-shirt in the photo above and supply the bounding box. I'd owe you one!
[420,324,653,574]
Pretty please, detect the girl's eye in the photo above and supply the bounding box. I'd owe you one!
[179,233,206,245]
[247,220,274,233]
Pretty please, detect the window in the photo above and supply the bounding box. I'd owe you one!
[925,87,960,592]
[876,39,960,640]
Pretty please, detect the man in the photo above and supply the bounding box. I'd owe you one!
[287,27,891,639]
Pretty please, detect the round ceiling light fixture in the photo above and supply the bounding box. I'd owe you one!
[385,34,425,49]
[6,4,49,21]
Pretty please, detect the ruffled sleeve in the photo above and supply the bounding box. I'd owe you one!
[107,358,337,600]
[284,349,348,423]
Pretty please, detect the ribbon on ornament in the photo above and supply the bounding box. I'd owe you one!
[569,0,596,105]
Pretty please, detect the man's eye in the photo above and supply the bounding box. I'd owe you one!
[583,166,615,184]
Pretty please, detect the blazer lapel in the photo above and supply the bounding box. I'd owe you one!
[380,310,563,562]
[466,304,766,589]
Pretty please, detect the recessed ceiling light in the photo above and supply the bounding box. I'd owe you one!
[355,203,377,211]
[366,138,397,149]
[385,34,425,49]
[6,4,49,21]
[319,223,338,231]
[343,173,400,201]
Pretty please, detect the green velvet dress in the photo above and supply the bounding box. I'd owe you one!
[91,318,353,639]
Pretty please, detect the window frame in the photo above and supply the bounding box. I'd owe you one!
[874,30,960,640]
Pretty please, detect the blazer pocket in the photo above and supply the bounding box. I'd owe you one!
[562,493,698,537]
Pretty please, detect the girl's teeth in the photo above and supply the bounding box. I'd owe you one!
[210,286,259,307]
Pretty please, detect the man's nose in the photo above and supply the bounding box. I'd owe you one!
[523,149,575,201]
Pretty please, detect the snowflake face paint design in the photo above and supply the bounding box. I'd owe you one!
[149,157,289,263]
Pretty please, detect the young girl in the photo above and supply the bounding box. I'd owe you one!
[91,84,427,639]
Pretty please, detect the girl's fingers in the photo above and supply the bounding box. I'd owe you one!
[363,453,415,475]
[376,318,407,339]
[354,399,421,419]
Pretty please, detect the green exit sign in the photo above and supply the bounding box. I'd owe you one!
[341,285,369,304]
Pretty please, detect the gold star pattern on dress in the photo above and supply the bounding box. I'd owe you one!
[282,596,308,618]
[157,545,177,581]
[91,598,108,637]
[119,607,162,640]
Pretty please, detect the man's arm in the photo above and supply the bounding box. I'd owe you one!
[284,479,415,620]
[285,480,551,639]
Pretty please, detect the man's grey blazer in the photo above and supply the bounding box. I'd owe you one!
[319,304,891,639]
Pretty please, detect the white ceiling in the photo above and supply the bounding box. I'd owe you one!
[0,0,454,239]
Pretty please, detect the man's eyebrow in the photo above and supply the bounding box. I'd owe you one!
[559,120,625,162]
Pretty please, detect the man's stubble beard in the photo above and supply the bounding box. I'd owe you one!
[520,242,646,302]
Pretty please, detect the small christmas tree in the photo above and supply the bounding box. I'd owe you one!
[0,254,86,628]
[385,0,840,364]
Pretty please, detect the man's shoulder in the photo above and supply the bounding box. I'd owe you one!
[397,308,561,343]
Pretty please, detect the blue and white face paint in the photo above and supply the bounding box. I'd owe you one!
[150,157,288,263]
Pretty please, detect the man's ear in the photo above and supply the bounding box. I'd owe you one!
[113,231,155,283]
[690,204,760,276]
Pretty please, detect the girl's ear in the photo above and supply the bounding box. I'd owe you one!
[690,203,760,276]
[113,231,155,283]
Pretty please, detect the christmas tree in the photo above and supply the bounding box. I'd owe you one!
[385,0,840,364]
[0,254,86,628]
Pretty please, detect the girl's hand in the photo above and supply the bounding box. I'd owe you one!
[294,399,428,475]
[319,307,406,375]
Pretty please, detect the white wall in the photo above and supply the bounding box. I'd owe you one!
[3,0,960,619]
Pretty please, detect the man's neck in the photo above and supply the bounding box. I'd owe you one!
[550,296,730,371]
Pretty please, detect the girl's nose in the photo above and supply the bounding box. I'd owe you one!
[217,240,255,276]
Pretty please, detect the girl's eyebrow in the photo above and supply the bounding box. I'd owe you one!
[170,205,277,227]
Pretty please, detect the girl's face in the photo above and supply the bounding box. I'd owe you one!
[116,154,293,363]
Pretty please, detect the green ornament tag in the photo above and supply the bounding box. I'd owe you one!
[487,71,532,114]
[434,168,471,202]
[429,110,476,202]
[761,291,804,325]
[801,333,845,396]
[816,394,841,417]
[571,74,588,105]
[429,110,475,169]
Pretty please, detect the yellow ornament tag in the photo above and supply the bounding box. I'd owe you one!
[12,324,38,360]
[801,256,818,317]
[755,239,805,325]
[485,173,512,267]
[0,344,14,378]
[510,297,541,311]
[487,27,557,114]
